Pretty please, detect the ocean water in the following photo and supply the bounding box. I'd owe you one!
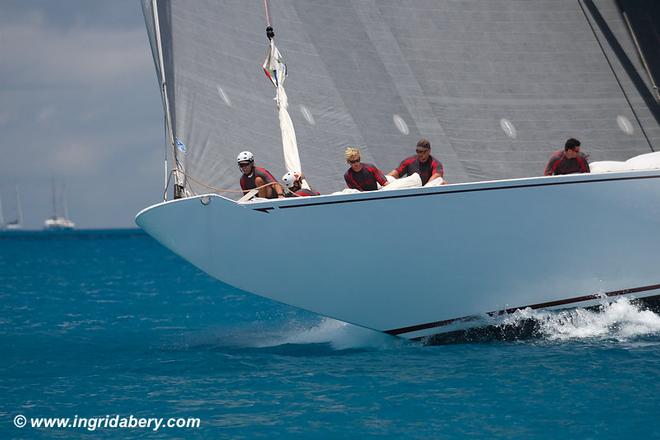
[1,230,659,439]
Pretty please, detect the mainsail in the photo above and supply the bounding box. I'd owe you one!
[141,0,659,198]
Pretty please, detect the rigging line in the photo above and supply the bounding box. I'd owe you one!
[161,103,169,201]
[577,0,655,152]
[168,169,281,196]
[620,11,660,102]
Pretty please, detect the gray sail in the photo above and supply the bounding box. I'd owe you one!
[141,0,659,197]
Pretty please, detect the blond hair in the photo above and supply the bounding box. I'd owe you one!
[344,147,361,163]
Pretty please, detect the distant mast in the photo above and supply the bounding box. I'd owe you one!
[51,180,57,220]
[16,186,23,227]
[0,194,4,229]
[63,184,70,222]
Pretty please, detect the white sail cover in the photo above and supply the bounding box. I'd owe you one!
[141,0,659,198]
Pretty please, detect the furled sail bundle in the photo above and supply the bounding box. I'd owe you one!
[262,28,310,190]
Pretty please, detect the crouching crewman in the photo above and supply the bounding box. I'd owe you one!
[282,171,320,197]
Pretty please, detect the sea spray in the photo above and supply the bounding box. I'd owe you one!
[256,318,401,350]
[500,297,660,341]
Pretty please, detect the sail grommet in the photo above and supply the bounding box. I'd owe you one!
[200,196,211,206]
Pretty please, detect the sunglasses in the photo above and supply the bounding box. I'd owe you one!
[348,159,360,164]
[238,162,252,168]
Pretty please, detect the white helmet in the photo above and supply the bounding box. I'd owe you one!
[236,151,254,164]
[282,171,301,188]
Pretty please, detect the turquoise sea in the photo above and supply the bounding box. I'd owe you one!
[1,230,659,439]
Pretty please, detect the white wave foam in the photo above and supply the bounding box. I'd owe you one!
[499,297,660,341]
[256,318,400,350]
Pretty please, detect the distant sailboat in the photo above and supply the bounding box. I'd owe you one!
[3,186,23,231]
[44,182,75,230]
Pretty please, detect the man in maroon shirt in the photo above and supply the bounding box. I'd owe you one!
[237,151,285,199]
[544,138,590,176]
[388,138,444,185]
[343,147,389,191]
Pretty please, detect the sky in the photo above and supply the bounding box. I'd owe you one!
[0,1,164,229]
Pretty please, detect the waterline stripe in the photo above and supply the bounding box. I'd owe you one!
[385,283,660,336]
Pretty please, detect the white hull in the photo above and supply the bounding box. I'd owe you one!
[136,171,660,340]
[44,217,75,230]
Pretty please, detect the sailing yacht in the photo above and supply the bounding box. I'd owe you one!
[44,183,75,231]
[2,186,23,231]
[136,1,660,342]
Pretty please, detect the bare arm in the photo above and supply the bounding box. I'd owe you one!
[255,177,284,198]
[274,182,285,197]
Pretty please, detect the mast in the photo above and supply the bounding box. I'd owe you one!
[150,0,184,199]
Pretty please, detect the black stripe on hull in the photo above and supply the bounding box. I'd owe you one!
[385,283,660,336]
[415,294,660,345]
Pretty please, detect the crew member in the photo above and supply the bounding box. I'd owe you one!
[388,138,444,185]
[282,171,319,197]
[544,138,590,176]
[237,151,284,199]
[343,147,388,191]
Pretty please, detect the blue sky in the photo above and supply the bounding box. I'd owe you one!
[0,1,164,229]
